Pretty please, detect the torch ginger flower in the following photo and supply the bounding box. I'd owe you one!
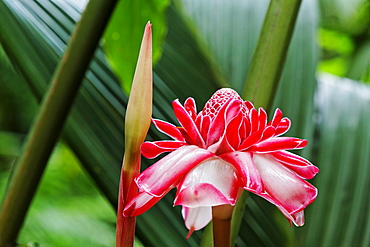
[124,88,319,236]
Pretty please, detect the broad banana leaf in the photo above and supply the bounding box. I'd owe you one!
[301,73,370,247]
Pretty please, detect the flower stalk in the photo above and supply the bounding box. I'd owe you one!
[116,22,153,247]
[212,204,234,247]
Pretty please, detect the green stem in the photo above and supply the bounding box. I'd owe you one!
[230,191,248,245]
[242,0,302,109]
[0,1,118,246]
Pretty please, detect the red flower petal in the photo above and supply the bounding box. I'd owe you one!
[271,151,319,179]
[152,119,185,141]
[196,115,211,142]
[225,112,243,149]
[173,99,205,147]
[240,116,250,139]
[268,108,283,127]
[141,141,186,159]
[260,126,276,142]
[238,129,264,151]
[289,210,305,226]
[249,108,259,134]
[248,137,308,152]
[219,152,263,193]
[123,190,167,217]
[244,101,254,111]
[174,157,240,207]
[195,114,202,129]
[274,117,291,136]
[253,154,318,214]
[136,145,215,197]
[184,97,197,120]
[208,133,235,154]
[258,193,306,226]
[182,206,212,238]
[258,107,267,130]
[206,99,240,146]
[175,183,231,207]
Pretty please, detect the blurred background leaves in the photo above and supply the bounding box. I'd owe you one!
[318,0,370,81]
[104,0,169,93]
[0,0,369,246]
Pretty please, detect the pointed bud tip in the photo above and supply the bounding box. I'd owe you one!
[145,21,152,30]
[143,21,152,48]
[186,227,195,239]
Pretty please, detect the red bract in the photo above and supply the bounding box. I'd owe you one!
[124,88,319,237]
